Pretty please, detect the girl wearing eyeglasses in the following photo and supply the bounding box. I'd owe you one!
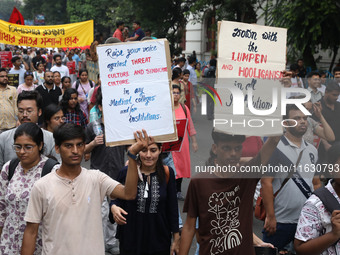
[17,72,36,94]
[0,123,57,254]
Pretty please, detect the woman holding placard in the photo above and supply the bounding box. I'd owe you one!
[110,142,180,255]
[171,85,198,200]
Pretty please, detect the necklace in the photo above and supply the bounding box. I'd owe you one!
[138,165,152,198]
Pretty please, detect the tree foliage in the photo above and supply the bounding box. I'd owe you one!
[186,0,258,24]
[22,0,68,25]
[124,0,187,54]
[0,0,22,22]
[265,0,340,70]
[67,0,114,34]
[67,0,187,54]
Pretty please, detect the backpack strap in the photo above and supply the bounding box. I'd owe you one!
[8,158,58,182]
[313,186,340,213]
[180,103,187,119]
[164,165,170,184]
[8,158,20,182]
[89,80,94,88]
[75,80,80,91]
[41,158,59,177]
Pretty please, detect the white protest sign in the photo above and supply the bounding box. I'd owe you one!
[97,39,177,146]
[214,21,287,136]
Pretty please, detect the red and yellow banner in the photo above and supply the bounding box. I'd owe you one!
[0,19,93,48]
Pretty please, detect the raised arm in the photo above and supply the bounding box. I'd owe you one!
[259,136,281,165]
[110,130,151,200]
[313,102,335,142]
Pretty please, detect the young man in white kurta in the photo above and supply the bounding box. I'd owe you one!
[21,124,151,255]
[25,168,118,254]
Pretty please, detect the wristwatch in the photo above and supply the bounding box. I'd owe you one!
[127,150,139,161]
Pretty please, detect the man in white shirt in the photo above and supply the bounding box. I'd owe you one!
[50,54,69,78]
[175,57,186,71]
[21,124,151,255]
[186,56,198,103]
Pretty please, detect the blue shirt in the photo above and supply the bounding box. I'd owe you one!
[72,54,81,67]
[133,28,145,41]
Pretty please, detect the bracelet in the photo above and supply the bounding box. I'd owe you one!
[127,150,139,161]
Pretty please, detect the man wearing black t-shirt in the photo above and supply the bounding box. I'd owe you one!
[35,71,62,117]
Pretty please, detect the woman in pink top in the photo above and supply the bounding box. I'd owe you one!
[72,69,93,119]
[17,71,36,94]
[171,85,198,200]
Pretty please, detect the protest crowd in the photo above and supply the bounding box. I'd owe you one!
[1,18,340,255]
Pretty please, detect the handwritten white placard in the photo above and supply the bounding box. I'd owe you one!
[97,39,177,145]
[214,21,287,136]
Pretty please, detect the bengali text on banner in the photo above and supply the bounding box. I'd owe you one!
[0,19,93,48]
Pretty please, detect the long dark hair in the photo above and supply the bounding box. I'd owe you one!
[79,69,88,80]
[60,88,81,113]
[172,67,182,81]
[43,104,62,129]
[140,143,166,183]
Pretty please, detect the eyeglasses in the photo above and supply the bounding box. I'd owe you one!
[53,116,66,121]
[12,144,37,153]
[25,71,33,75]
[18,108,35,115]
[0,75,8,78]
[172,92,181,95]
